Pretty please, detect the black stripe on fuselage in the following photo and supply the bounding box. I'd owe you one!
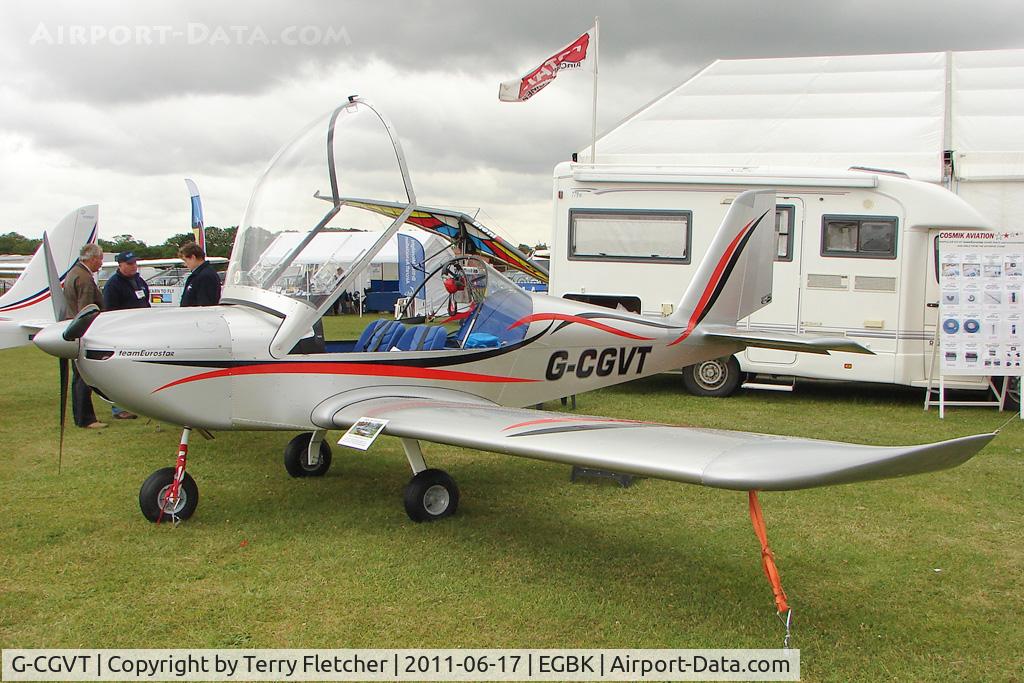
[134,326,552,370]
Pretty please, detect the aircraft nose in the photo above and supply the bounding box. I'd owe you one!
[33,321,81,359]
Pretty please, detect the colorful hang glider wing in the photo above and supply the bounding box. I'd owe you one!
[344,198,548,283]
[312,388,994,491]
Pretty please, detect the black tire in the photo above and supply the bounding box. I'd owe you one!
[139,467,198,523]
[403,468,459,522]
[284,433,332,478]
[682,356,743,397]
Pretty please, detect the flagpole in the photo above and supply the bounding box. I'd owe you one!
[590,16,599,165]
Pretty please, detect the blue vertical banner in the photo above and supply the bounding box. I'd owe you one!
[185,178,205,252]
[397,233,425,297]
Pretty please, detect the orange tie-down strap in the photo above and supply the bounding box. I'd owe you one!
[748,490,790,615]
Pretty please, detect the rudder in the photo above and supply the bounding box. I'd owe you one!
[669,190,775,344]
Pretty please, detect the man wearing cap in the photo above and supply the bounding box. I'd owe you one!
[102,251,151,419]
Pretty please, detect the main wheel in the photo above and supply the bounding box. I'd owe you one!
[403,469,459,522]
[284,433,332,478]
[682,356,743,397]
[139,467,198,523]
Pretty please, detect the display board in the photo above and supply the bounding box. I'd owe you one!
[939,232,1024,375]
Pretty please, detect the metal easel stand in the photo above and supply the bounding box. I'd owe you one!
[924,324,1018,418]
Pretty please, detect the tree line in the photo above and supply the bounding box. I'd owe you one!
[0,226,237,257]
[2,226,544,259]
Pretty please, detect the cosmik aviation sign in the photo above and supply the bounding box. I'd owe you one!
[938,231,1024,375]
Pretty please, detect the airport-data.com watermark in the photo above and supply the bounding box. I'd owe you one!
[28,23,351,47]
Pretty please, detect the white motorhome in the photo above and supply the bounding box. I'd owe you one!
[549,164,996,396]
[549,48,1023,397]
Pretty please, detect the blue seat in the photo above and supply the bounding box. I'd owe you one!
[364,320,405,352]
[355,320,386,352]
[423,326,448,350]
[396,325,449,351]
[396,325,430,351]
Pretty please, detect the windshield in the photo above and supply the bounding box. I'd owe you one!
[398,256,534,348]
[225,99,414,309]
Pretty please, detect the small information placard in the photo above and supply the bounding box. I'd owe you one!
[338,417,389,450]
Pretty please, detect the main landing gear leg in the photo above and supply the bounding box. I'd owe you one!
[401,438,459,522]
[139,426,199,524]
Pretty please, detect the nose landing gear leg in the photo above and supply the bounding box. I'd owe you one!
[139,426,199,524]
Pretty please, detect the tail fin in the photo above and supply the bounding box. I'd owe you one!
[668,190,775,344]
[0,205,98,322]
[185,178,205,252]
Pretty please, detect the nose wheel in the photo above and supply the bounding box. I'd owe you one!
[140,426,199,524]
[140,467,199,523]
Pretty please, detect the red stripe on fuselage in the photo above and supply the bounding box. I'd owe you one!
[508,313,655,341]
[667,216,757,346]
[152,362,538,393]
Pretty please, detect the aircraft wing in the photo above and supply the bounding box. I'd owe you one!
[701,324,874,355]
[334,196,548,283]
[312,389,993,491]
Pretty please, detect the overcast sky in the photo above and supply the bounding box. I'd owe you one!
[1,0,1022,247]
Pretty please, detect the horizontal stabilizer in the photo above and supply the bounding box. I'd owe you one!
[312,388,993,492]
[702,325,873,355]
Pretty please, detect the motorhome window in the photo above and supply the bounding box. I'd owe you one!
[569,210,691,263]
[775,205,795,262]
[821,215,897,259]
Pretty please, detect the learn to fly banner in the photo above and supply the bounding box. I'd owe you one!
[939,231,1024,375]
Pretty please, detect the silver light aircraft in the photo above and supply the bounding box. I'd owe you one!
[31,99,995,624]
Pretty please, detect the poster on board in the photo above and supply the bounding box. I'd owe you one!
[938,231,1024,375]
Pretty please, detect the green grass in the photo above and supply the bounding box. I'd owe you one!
[2,316,1022,681]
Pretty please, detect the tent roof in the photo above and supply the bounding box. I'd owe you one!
[260,228,442,266]
[588,49,1024,182]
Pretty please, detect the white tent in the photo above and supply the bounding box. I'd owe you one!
[259,228,447,268]
[588,49,1024,229]
[259,227,455,311]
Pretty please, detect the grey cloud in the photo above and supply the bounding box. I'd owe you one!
[5,0,1023,107]
[2,0,1023,244]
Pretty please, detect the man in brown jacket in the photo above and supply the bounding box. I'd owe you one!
[64,243,106,429]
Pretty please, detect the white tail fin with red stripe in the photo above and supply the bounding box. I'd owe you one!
[669,190,775,341]
[0,205,98,322]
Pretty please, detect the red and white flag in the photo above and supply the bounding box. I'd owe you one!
[498,26,595,103]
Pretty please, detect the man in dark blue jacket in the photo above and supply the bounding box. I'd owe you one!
[102,250,151,419]
[103,251,151,311]
[178,242,221,307]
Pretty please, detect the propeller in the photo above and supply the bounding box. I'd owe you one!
[40,231,73,472]
[58,357,68,473]
[62,304,100,341]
